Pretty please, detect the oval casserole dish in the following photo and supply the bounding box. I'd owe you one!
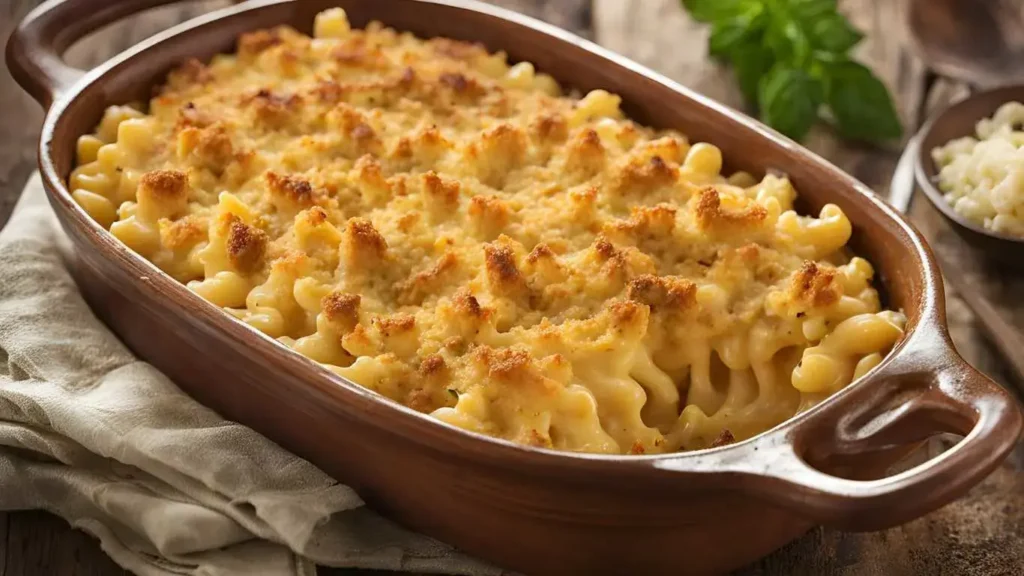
[7,0,1023,574]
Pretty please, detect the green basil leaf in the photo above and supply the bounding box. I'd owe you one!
[766,18,811,67]
[681,0,757,23]
[709,20,750,58]
[805,12,863,52]
[758,66,822,141]
[708,6,767,58]
[825,61,903,141]
[730,41,775,105]
[786,0,838,21]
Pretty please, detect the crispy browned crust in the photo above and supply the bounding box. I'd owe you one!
[265,171,323,208]
[452,288,487,319]
[569,186,598,220]
[438,72,487,99]
[405,387,437,412]
[465,124,527,186]
[331,105,383,154]
[246,89,302,127]
[467,194,510,235]
[531,113,569,143]
[139,169,188,202]
[161,215,206,250]
[593,237,618,261]
[521,429,545,447]
[196,124,235,170]
[639,136,689,164]
[420,171,460,206]
[163,59,213,93]
[397,252,459,305]
[474,345,532,381]
[353,154,389,195]
[428,37,488,62]
[419,354,448,378]
[480,123,526,159]
[176,102,214,130]
[611,155,679,195]
[565,128,605,174]
[218,213,268,273]
[332,37,389,69]
[304,206,329,227]
[322,291,361,330]
[627,274,697,313]
[392,127,454,165]
[608,204,678,238]
[237,27,285,59]
[694,187,768,231]
[526,243,556,264]
[342,216,388,267]
[484,240,526,295]
[608,300,647,328]
[375,312,416,337]
[789,261,842,309]
[178,122,236,173]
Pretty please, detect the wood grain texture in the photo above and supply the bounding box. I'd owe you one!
[1,512,129,576]
[1,0,1021,574]
[0,512,7,575]
[0,0,44,228]
[481,0,592,39]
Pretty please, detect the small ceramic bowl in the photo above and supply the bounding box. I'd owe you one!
[914,85,1024,266]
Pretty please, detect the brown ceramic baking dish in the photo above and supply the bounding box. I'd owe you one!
[8,1,1024,574]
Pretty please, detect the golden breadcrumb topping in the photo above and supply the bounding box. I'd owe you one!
[69,8,905,454]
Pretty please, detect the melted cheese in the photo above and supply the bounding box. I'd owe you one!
[69,8,905,454]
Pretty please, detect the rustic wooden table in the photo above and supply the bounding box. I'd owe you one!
[1,1,1022,575]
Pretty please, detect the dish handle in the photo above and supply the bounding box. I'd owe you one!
[728,328,1022,531]
[5,0,185,108]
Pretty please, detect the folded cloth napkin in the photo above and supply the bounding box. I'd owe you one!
[0,175,504,576]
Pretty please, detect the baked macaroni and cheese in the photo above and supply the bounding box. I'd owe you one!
[933,101,1024,236]
[69,8,905,454]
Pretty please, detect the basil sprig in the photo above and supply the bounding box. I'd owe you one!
[682,0,902,143]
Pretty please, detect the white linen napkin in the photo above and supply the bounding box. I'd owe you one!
[0,174,504,576]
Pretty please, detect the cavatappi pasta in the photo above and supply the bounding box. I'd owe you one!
[69,8,906,454]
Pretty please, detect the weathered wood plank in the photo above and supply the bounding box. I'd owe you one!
[0,1,45,571]
[3,511,129,576]
[484,0,592,39]
[0,511,8,575]
[0,0,45,229]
